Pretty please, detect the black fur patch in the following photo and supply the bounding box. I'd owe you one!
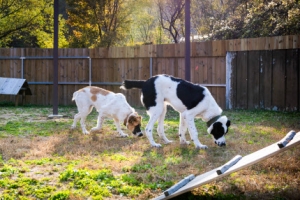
[226,120,231,133]
[169,76,205,110]
[141,76,159,110]
[123,80,145,89]
[210,122,225,140]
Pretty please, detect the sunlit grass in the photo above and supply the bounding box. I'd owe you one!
[0,105,299,199]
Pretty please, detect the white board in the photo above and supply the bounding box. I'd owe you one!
[0,77,31,95]
[154,132,300,200]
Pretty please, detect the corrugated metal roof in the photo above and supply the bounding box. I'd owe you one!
[0,77,32,95]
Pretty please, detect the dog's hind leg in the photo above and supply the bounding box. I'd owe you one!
[113,118,128,137]
[179,113,190,145]
[71,113,80,129]
[91,111,105,132]
[77,105,93,134]
[157,104,172,144]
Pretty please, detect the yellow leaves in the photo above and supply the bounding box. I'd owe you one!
[73,30,83,38]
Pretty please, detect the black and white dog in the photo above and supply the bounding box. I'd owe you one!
[121,74,230,149]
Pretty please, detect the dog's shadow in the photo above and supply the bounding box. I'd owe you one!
[52,127,143,156]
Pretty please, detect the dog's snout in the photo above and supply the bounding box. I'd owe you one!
[133,125,143,137]
[215,141,226,147]
[218,142,226,147]
[136,132,143,137]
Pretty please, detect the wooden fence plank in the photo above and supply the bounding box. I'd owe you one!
[259,51,273,110]
[298,49,300,111]
[247,51,260,109]
[203,57,209,84]
[285,49,298,111]
[191,57,196,83]
[212,40,225,56]
[236,51,248,109]
[272,50,286,110]
[227,52,237,109]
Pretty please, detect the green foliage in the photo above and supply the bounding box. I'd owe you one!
[66,0,132,48]
[211,0,300,39]
[59,166,147,198]
[131,163,152,172]
[2,120,68,136]
[0,0,68,47]
[49,191,70,200]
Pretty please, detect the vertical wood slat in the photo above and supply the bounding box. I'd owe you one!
[227,52,237,109]
[298,48,300,111]
[236,51,248,109]
[272,50,286,110]
[259,51,273,110]
[285,49,298,111]
[247,51,260,109]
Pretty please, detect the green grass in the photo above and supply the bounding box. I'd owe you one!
[0,105,299,199]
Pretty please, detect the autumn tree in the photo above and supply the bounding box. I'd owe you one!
[126,0,170,45]
[211,0,300,39]
[0,0,68,47]
[156,0,185,43]
[190,0,244,38]
[66,0,132,48]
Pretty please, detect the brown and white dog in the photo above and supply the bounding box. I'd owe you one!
[71,86,143,137]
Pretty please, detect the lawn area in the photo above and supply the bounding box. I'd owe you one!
[0,104,300,200]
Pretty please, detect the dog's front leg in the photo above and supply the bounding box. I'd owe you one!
[186,115,208,149]
[179,113,190,145]
[146,113,162,147]
[113,118,128,137]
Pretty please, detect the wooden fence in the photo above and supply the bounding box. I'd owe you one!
[0,35,299,111]
[228,49,299,111]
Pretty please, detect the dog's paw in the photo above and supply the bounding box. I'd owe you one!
[151,143,162,148]
[83,131,90,135]
[195,144,208,150]
[90,127,101,132]
[71,125,76,130]
[180,140,190,145]
[163,139,173,144]
[120,133,128,137]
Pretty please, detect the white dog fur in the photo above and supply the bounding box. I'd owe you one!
[121,74,230,149]
[71,86,142,137]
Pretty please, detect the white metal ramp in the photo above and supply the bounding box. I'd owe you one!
[154,131,300,200]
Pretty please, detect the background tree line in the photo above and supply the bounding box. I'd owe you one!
[0,0,299,48]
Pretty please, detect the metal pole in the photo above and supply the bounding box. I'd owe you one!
[20,57,25,79]
[185,0,191,81]
[53,0,59,115]
[89,57,92,86]
[150,57,153,77]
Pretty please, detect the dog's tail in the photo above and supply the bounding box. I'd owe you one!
[72,91,79,101]
[120,80,145,90]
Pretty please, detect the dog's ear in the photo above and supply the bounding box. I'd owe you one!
[137,114,142,123]
[128,115,140,125]
[226,120,231,127]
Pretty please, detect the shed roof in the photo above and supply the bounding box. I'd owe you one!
[0,77,32,95]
